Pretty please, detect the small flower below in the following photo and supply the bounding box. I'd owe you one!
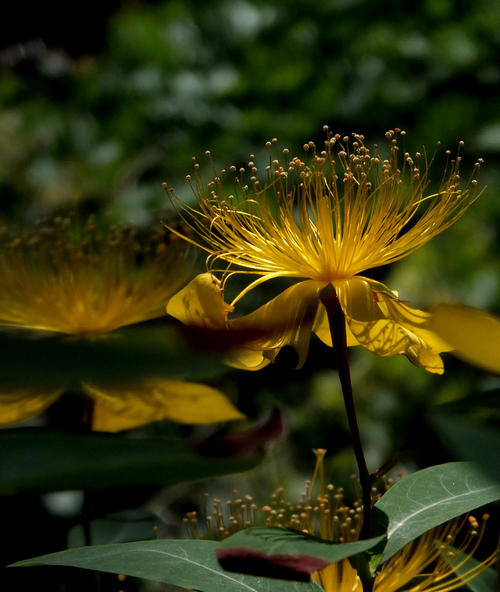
[186,450,496,591]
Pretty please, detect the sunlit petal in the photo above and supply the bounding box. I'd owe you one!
[430,304,500,374]
[84,379,244,432]
[228,280,324,370]
[335,277,449,373]
[0,389,62,425]
[166,272,230,329]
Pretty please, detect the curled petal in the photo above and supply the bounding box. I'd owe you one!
[166,273,230,329]
[334,277,450,374]
[430,304,500,374]
[228,280,325,370]
[0,389,62,426]
[84,379,244,432]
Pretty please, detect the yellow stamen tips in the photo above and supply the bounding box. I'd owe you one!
[184,452,364,544]
[168,129,482,296]
[0,217,189,336]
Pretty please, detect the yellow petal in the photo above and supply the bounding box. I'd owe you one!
[166,273,230,328]
[228,280,325,370]
[334,277,448,374]
[83,379,244,432]
[311,560,363,592]
[227,348,279,371]
[430,304,500,374]
[0,389,62,426]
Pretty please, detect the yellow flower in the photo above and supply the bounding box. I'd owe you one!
[0,218,243,431]
[167,129,483,373]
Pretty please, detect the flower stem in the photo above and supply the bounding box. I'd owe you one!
[319,283,372,540]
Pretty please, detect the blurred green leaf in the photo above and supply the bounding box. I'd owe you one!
[375,462,500,562]
[0,326,224,387]
[0,428,262,492]
[432,389,500,412]
[431,413,500,475]
[12,539,319,592]
[67,509,160,548]
[219,527,385,563]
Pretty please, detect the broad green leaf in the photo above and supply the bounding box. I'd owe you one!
[441,545,498,592]
[375,462,500,562]
[0,429,262,492]
[219,527,385,564]
[12,540,319,592]
[431,414,500,476]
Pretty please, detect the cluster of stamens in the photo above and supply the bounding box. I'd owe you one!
[184,450,390,543]
[166,127,483,304]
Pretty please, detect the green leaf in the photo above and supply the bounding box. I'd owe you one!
[375,462,500,562]
[12,540,319,592]
[0,429,262,492]
[219,527,385,564]
[0,326,223,388]
[441,545,498,592]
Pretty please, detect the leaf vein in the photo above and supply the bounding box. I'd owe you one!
[387,485,497,538]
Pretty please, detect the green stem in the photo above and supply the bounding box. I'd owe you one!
[319,283,373,540]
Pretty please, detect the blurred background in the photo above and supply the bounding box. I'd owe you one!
[1,0,499,590]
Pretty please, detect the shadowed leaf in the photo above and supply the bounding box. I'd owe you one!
[12,540,320,592]
[0,429,262,492]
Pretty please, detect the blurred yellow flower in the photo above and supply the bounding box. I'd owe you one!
[0,218,243,431]
[430,304,500,374]
[0,218,182,335]
[167,129,483,373]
